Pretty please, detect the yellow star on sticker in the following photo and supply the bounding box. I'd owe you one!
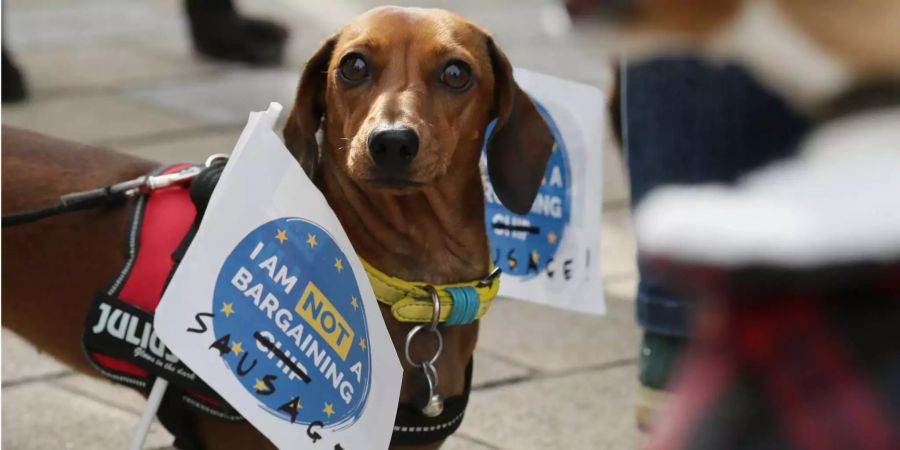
[275,229,288,244]
[254,379,268,392]
[351,296,359,310]
[334,258,344,272]
[359,338,367,351]
[220,302,235,317]
[306,233,318,248]
[323,403,335,417]
[531,250,540,263]
[547,231,558,245]
[231,341,244,355]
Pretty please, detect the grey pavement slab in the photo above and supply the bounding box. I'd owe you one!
[15,43,219,95]
[442,434,499,450]
[2,382,173,450]
[473,350,535,389]
[601,206,638,281]
[605,276,639,306]
[477,298,640,373]
[52,374,151,416]
[1,331,69,386]
[117,129,244,165]
[130,69,299,127]
[460,364,640,450]
[4,0,182,51]
[602,133,630,205]
[497,41,614,87]
[2,95,205,145]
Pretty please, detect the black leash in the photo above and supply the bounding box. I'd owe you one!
[2,185,132,228]
[2,164,210,228]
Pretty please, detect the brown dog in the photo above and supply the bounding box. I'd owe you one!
[2,6,552,449]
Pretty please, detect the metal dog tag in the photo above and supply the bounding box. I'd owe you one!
[422,393,444,418]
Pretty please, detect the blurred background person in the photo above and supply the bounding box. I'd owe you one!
[622,56,809,431]
[568,0,900,447]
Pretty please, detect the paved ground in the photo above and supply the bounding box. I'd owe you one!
[2,0,638,448]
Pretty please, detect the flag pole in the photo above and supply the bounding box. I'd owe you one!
[128,377,169,449]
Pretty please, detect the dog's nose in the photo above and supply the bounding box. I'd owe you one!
[368,128,419,168]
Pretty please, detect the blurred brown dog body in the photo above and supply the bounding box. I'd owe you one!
[572,0,900,110]
[2,7,553,450]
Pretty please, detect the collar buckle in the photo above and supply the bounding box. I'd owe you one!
[477,266,502,287]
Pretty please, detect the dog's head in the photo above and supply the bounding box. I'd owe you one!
[284,6,553,214]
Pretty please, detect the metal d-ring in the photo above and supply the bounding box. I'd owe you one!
[402,285,441,366]
[424,285,441,331]
[403,324,443,368]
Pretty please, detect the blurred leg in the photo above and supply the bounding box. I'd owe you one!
[621,56,810,430]
[185,0,289,66]
[2,4,28,103]
[2,48,27,103]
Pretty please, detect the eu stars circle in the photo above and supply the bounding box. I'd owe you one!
[212,217,372,428]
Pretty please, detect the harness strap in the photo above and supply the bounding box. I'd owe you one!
[362,259,500,324]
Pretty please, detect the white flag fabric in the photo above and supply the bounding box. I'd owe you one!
[482,68,607,315]
[155,103,402,450]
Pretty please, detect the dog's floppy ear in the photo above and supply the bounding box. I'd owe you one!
[484,36,554,215]
[283,34,338,179]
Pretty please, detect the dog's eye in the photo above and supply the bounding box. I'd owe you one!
[339,53,368,83]
[441,60,472,91]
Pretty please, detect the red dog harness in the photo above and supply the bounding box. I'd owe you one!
[82,164,241,421]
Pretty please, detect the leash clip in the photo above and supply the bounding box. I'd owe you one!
[108,166,205,199]
[143,166,204,192]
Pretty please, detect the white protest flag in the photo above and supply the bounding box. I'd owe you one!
[482,68,606,314]
[155,103,402,450]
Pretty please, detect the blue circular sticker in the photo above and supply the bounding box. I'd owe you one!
[482,100,572,279]
[212,217,371,429]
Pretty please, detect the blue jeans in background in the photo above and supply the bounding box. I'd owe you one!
[622,56,810,339]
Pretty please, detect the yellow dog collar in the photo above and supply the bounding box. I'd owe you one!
[361,259,501,325]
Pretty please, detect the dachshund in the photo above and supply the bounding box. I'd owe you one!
[2,6,553,449]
